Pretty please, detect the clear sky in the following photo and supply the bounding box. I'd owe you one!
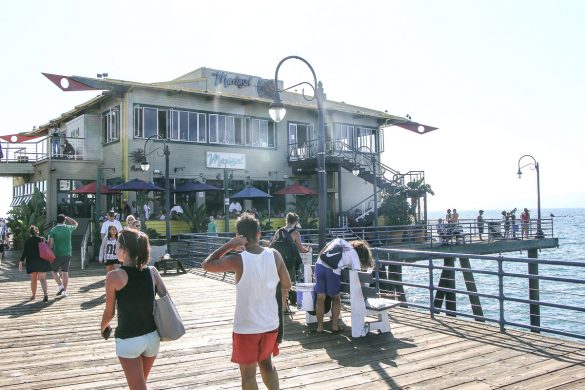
[1,0,584,217]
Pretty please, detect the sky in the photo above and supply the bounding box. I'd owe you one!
[1,0,584,217]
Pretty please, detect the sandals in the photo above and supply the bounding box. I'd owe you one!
[43,295,49,303]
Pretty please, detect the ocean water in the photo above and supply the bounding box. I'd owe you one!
[401,208,585,339]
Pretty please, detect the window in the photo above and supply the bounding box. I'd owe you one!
[102,107,120,143]
[133,104,274,148]
[134,105,169,139]
[356,126,376,151]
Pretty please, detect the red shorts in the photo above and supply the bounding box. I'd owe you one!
[231,329,279,365]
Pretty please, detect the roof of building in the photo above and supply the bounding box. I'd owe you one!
[35,67,406,134]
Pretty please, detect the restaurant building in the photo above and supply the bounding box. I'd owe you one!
[1,67,433,233]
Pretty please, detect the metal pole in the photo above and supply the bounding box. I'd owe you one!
[95,165,102,260]
[164,143,171,251]
[316,82,327,250]
[372,153,378,227]
[535,162,543,238]
[224,168,229,233]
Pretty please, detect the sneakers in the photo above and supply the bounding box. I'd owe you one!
[56,286,64,296]
[43,295,48,302]
[61,290,68,297]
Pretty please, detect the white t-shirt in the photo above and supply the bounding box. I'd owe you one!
[144,204,151,220]
[104,238,118,261]
[233,248,279,334]
[170,205,183,214]
[229,202,242,213]
[101,219,123,236]
[316,238,361,275]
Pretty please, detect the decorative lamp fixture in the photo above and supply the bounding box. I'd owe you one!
[141,160,150,171]
[268,97,286,123]
[352,166,361,176]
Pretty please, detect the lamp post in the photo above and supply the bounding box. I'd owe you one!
[517,154,543,238]
[269,56,327,250]
[95,165,115,260]
[141,135,171,250]
[352,146,379,227]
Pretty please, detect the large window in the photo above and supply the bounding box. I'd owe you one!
[210,114,275,147]
[134,104,275,148]
[134,106,169,139]
[102,106,120,143]
[334,123,377,152]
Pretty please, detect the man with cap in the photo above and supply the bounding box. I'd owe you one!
[520,208,530,239]
[477,210,485,241]
[100,211,123,240]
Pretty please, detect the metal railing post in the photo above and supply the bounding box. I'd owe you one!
[498,256,505,332]
[429,257,435,319]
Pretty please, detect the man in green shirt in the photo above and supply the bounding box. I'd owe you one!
[48,214,78,297]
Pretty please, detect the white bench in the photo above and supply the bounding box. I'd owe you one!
[341,269,402,338]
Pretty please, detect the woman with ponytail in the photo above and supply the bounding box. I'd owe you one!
[100,228,163,389]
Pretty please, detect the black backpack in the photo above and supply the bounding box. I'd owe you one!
[270,228,302,270]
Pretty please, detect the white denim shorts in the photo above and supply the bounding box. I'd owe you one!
[115,330,160,359]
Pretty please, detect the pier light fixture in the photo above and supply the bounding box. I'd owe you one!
[517,154,543,238]
[268,97,286,123]
[269,55,327,250]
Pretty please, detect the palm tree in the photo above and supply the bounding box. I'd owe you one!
[406,178,435,224]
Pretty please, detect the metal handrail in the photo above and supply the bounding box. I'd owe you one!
[80,222,92,270]
[373,247,584,340]
[0,136,87,163]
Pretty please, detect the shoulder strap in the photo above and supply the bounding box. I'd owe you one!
[149,266,157,298]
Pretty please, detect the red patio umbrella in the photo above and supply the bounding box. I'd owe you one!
[70,181,119,195]
[274,183,318,196]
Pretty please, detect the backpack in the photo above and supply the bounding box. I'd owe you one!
[319,243,343,269]
[270,228,302,271]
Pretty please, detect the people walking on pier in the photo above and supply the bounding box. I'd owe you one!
[314,238,373,333]
[101,211,122,240]
[202,212,291,390]
[477,210,485,241]
[521,208,530,239]
[501,211,510,239]
[270,212,310,311]
[48,214,78,297]
[99,225,120,273]
[101,229,162,390]
[18,225,51,302]
[0,218,8,261]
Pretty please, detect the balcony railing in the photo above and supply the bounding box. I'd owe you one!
[0,136,87,163]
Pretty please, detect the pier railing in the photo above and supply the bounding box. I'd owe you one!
[372,247,585,341]
[174,223,577,340]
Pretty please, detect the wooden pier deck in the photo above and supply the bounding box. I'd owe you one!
[1,250,585,389]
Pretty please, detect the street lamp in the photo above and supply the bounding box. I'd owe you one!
[269,55,327,250]
[517,154,543,238]
[352,146,379,227]
[141,135,171,250]
[95,165,115,260]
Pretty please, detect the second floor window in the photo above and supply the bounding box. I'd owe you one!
[134,104,275,148]
[102,107,120,143]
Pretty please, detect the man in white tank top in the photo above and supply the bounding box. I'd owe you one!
[203,212,291,390]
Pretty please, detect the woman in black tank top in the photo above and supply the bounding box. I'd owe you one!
[100,228,162,389]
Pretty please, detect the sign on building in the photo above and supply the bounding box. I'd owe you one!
[206,152,246,170]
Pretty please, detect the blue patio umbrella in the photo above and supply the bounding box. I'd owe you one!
[173,182,222,193]
[110,178,164,192]
[230,186,272,199]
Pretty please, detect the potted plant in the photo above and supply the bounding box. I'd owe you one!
[7,189,47,249]
[379,194,411,245]
[406,178,435,243]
